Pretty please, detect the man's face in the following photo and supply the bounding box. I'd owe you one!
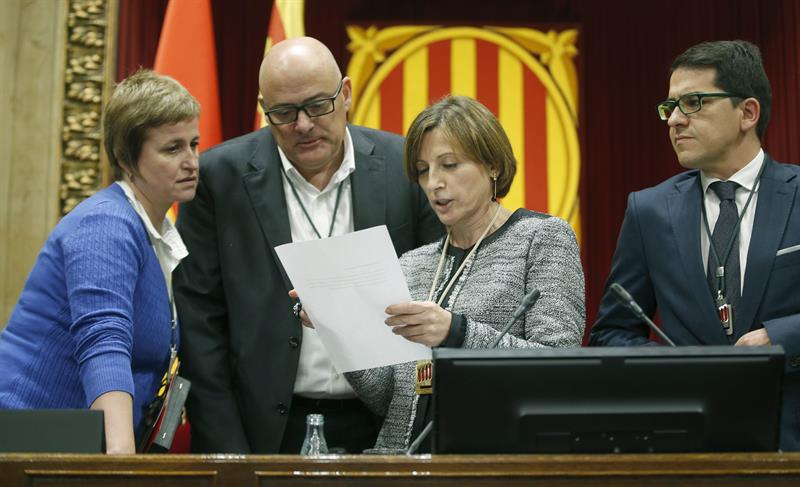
[263,75,352,175]
[667,67,743,176]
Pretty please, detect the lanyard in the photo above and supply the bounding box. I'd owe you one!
[166,293,178,381]
[699,160,765,295]
[428,204,502,304]
[281,165,345,239]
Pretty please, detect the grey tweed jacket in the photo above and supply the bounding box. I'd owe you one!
[346,209,586,450]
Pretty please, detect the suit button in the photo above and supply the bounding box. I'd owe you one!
[288,337,300,348]
[790,358,800,368]
[277,402,288,415]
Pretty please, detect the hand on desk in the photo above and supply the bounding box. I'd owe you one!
[384,301,451,347]
[90,390,135,454]
[735,328,772,346]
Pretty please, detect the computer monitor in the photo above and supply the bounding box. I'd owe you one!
[0,409,105,453]
[432,346,784,453]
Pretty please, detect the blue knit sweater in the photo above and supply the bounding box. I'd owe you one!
[0,184,174,440]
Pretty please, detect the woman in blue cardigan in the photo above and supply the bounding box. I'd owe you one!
[0,70,200,453]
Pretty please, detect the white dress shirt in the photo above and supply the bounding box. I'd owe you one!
[278,127,357,399]
[116,180,188,295]
[700,148,764,293]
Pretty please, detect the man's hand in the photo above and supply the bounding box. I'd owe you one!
[384,301,451,347]
[288,289,313,328]
[735,328,772,346]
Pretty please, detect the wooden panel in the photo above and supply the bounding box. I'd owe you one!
[2,453,800,486]
[0,0,66,326]
[0,0,116,328]
[0,0,20,328]
[28,470,216,487]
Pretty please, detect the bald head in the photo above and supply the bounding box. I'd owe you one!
[256,37,353,188]
[259,37,342,104]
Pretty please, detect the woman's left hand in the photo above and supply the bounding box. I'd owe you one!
[384,301,451,347]
[90,390,135,454]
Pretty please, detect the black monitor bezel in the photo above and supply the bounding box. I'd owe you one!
[432,346,784,454]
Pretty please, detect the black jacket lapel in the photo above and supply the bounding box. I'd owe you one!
[350,127,387,231]
[242,131,294,290]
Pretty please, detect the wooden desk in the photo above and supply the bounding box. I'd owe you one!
[2,452,800,486]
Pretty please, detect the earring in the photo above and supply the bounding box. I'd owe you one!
[492,175,498,201]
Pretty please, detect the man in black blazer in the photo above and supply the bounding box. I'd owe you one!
[173,37,442,454]
[590,40,800,450]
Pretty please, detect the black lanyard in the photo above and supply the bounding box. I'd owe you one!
[281,166,346,239]
[699,160,765,295]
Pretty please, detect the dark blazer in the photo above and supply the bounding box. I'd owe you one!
[590,154,800,450]
[173,125,443,453]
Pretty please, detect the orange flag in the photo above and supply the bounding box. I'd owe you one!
[154,0,223,221]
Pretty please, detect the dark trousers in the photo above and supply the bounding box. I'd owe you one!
[279,395,381,454]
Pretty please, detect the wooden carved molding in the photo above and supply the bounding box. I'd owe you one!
[60,0,117,215]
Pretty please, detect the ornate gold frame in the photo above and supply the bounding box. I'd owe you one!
[346,25,578,119]
[345,25,581,237]
[59,0,117,216]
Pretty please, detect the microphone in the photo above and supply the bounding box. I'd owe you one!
[405,420,433,455]
[609,282,676,347]
[490,289,541,348]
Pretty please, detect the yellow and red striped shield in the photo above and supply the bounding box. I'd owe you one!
[347,26,581,240]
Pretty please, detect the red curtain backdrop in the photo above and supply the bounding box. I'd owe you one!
[117,0,800,334]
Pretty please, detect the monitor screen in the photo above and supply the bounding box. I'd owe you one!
[432,346,784,453]
[0,409,105,453]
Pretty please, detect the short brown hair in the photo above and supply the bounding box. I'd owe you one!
[103,69,200,179]
[404,96,516,198]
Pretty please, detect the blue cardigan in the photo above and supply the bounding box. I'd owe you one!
[0,184,174,440]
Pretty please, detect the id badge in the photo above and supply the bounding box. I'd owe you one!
[716,292,734,336]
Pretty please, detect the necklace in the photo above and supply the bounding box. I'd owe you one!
[427,204,503,305]
[281,165,345,239]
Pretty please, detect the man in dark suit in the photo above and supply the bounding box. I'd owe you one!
[590,40,800,451]
[173,37,442,454]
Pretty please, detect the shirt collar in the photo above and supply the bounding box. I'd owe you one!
[277,126,356,194]
[700,148,764,195]
[115,181,188,264]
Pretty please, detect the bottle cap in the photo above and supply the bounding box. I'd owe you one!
[306,413,324,426]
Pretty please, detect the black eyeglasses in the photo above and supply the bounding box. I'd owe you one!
[655,92,745,121]
[262,79,344,126]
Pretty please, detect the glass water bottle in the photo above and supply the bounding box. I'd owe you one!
[300,413,329,455]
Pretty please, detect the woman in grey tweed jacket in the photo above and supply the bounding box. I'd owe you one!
[345,96,585,451]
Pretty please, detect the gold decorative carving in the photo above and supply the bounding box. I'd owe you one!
[60,0,116,215]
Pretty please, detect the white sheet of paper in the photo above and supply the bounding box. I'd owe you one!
[275,225,431,372]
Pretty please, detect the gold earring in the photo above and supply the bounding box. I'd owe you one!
[492,175,498,201]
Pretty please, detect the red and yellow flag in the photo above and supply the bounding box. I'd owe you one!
[254,0,306,130]
[154,0,223,221]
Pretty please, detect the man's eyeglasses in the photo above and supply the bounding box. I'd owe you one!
[262,79,344,126]
[655,92,745,121]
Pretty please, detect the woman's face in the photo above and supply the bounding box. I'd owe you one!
[128,118,200,216]
[415,128,494,230]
